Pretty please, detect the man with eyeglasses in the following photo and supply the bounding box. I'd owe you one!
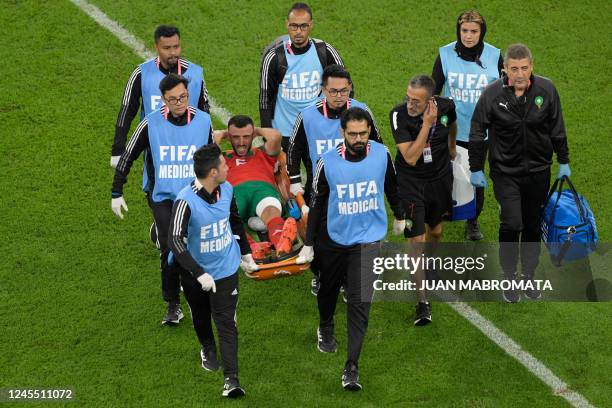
[111,74,213,325]
[260,3,345,152]
[295,107,404,391]
[288,64,381,295]
[390,75,457,326]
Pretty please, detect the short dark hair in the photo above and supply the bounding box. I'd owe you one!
[193,144,222,179]
[340,107,372,130]
[159,74,189,96]
[288,3,312,19]
[154,25,180,42]
[408,75,436,97]
[323,64,352,85]
[505,43,533,63]
[227,115,254,129]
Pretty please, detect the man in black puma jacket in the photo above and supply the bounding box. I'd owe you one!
[469,43,570,303]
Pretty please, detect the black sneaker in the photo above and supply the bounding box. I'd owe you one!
[200,346,220,372]
[523,277,542,300]
[150,222,160,249]
[502,289,521,303]
[311,277,320,296]
[341,361,362,391]
[465,220,484,241]
[317,327,337,353]
[222,376,245,398]
[414,302,432,326]
[162,302,184,325]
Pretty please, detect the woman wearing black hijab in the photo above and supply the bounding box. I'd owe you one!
[432,10,503,241]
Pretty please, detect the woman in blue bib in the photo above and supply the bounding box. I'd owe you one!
[432,10,503,241]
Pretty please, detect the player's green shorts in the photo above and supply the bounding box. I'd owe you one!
[233,181,283,220]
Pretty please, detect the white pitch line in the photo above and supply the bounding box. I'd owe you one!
[448,302,595,408]
[70,1,596,406]
[69,0,232,125]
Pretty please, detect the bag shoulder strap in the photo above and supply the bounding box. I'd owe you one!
[313,39,328,67]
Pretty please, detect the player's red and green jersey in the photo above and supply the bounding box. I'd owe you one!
[224,148,277,187]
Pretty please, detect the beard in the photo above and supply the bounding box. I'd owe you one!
[348,142,366,156]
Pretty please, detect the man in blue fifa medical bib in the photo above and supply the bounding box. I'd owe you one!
[287,64,382,296]
[259,3,345,152]
[111,25,208,168]
[111,74,212,325]
[169,143,258,398]
[296,107,404,391]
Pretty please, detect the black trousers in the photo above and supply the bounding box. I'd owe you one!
[316,230,378,365]
[179,269,239,377]
[147,195,181,304]
[491,169,550,278]
[457,140,486,220]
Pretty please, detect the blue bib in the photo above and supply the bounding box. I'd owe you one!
[147,108,212,202]
[139,58,204,191]
[303,99,367,169]
[176,182,241,280]
[273,41,324,137]
[439,42,500,142]
[324,142,388,246]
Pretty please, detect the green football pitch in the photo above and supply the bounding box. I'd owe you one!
[1,1,611,406]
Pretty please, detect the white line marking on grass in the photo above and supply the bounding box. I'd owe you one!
[449,302,595,408]
[69,0,232,125]
[70,1,596,406]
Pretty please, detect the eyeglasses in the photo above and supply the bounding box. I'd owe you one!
[288,23,311,31]
[326,87,350,97]
[166,93,189,105]
[406,96,424,107]
[346,131,369,139]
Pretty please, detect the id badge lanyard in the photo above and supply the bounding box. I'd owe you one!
[322,99,350,118]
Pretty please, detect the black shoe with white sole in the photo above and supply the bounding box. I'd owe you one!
[200,346,220,372]
[162,302,184,325]
[222,376,245,398]
[342,361,362,391]
[317,327,337,353]
[414,302,432,326]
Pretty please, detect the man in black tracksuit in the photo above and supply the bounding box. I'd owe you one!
[259,3,345,152]
[469,44,570,302]
[168,143,258,398]
[296,107,404,391]
[111,74,213,325]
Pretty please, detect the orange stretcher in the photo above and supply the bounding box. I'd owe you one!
[243,151,310,281]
